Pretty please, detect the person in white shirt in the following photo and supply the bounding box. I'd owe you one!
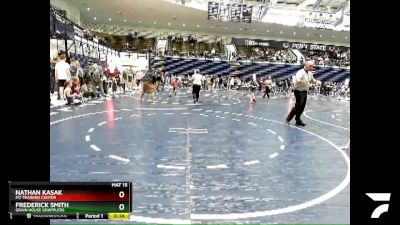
[227,76,234,91]
[192,69,203,103]
[55,54,71,100]
[250,74,259,104]
[286,60,316,126]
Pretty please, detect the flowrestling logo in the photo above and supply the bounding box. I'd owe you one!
[366,193,391,219]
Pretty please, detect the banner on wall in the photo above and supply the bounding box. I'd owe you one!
[54,18,74,39]
[231,37,349,52]
[73,25,83,37]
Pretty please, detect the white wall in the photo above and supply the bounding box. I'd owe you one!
[225,44,237,60]
[156,39,168,50]
[290,49,304,64]
[50,39,74,57]
[50,39,58,58]
[120,52,149,71]
[51,35,123,66]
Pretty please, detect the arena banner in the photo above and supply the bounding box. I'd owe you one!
[73,25,84,38]
[54,18,75,39]
[231,37,349,52]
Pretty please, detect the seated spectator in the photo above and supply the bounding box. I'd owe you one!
[81,80,96,98]
[64,81,81,105]
[71,77,81,96]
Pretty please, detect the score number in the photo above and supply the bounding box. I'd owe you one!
[111,182,129,212]
[119,191,125,210]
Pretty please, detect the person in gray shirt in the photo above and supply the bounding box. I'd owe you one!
[286,61,316,126]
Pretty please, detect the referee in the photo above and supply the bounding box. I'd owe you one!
[286,61,316,126]
[192,69,203,103]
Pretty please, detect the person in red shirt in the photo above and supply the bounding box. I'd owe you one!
[113,67,120,78]
[71,77,81,96]
[169,76,179,97]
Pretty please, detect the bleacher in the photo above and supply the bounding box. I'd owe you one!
[168,41,224,58]
[161,57,349,82]
[276,0,306,6]
[317,0,348,12]
[66,29,350,83]
[235,46,250,60]
[164,57,230,76]
[93,32,156,53]
[237,62,349,82]
[239,63,297,80]
[69,52,106,73]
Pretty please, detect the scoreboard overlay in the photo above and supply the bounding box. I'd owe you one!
[8,182,132,220]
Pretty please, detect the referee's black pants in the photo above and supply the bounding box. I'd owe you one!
[192,84,201,101]
[287,90,307,122]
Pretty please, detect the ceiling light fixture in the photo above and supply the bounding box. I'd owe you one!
[108,18,112,21]
[94,17,96,20]
[87,7,90,11]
